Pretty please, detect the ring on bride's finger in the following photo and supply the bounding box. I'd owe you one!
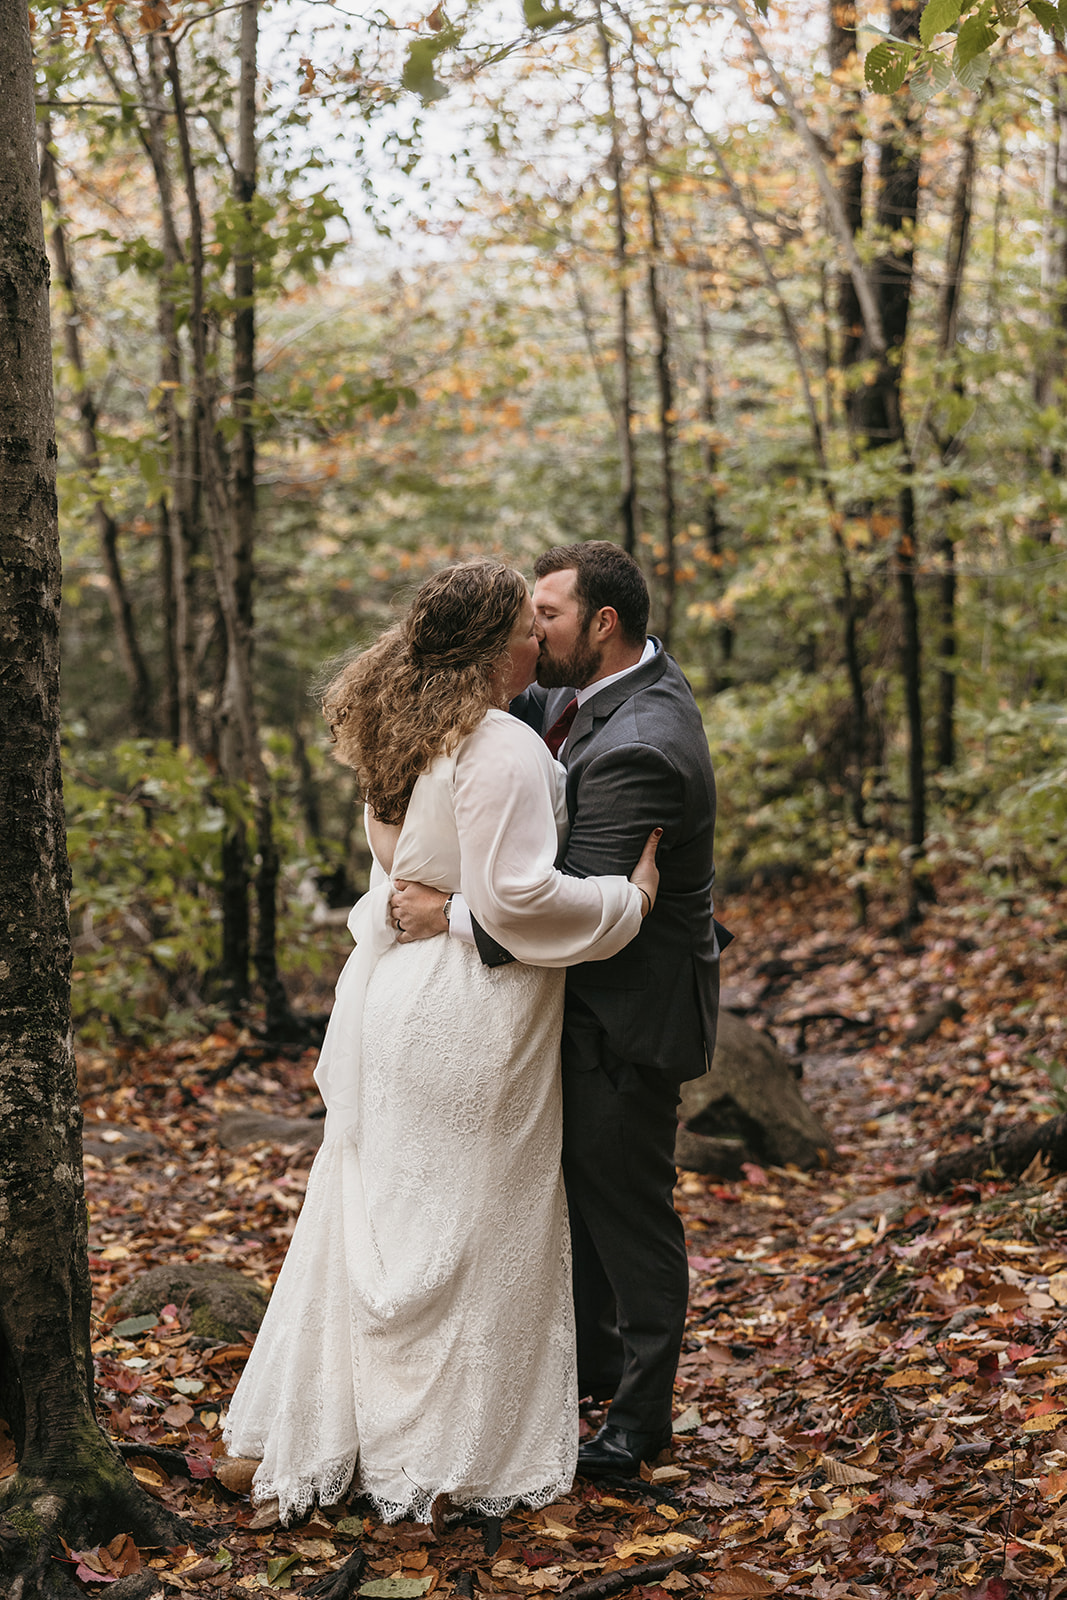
[397,924,405,935]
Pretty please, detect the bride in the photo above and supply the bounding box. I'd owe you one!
[223,561,659,1526]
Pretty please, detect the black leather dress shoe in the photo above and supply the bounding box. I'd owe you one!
[576,1422,673,1478]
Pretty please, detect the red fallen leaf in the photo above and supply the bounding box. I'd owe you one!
[1007,1343,1038,1361]
[110,1368,143,1396]
[740,1163,768,1186]
[75,1561,119,1585]
[519,1549,561,1569]
[1025,1397,1062,1417]
[184,1454,214,1479]
[963,1580,1009,1600]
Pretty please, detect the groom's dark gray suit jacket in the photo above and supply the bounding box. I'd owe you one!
[478,640,721,1086]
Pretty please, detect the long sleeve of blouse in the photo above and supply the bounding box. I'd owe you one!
[453,710,643,967]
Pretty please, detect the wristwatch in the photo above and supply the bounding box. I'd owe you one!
[443,894,454,926]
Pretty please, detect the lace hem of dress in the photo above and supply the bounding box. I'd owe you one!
[248,1449,572,1529]
[244,1453,357,1528]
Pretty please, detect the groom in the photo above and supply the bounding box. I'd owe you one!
[390,542,722,1477]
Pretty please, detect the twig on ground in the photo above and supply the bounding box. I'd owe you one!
[557,1552,702,1598]
[305,1549,367,1599]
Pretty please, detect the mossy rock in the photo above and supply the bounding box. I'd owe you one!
[108,1262,269,1342]
[676,1009,836,1174]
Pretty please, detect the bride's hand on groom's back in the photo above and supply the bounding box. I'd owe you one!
[390,880,450,943]
[630,829,662,918]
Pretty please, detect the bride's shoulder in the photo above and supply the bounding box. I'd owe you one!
[459,708,552,767]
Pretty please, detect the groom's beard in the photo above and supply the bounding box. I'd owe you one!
[536,633,602,690]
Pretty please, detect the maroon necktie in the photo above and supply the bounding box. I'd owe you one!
[544,696,578,759]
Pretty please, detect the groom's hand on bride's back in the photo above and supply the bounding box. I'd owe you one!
[390,880,450,943]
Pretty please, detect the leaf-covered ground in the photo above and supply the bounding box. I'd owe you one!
[15,873,1067,1600]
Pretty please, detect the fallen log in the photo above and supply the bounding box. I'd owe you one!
[919,1111,1067,1194]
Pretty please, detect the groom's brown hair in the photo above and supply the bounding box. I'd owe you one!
[533,542,649,648]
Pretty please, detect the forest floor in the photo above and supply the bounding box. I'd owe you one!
[20,872,1067,1600]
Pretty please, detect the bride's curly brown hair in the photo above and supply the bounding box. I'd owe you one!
[321,561,529,823]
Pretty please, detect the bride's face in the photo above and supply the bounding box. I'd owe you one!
[497,594,540,701]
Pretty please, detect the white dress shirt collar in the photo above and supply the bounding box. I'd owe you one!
[574,636,657,708]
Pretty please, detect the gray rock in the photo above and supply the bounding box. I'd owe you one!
[675,1010,836,1175]
[216,1111,324,1153]
[109,1262,269,1342]
[810,1187,909,1228]
[82,1123,163,1165]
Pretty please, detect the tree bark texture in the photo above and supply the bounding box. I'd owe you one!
[828,0,865,382]
[0,7,185,1589]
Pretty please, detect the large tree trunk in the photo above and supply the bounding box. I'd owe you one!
[0,9,186,1593]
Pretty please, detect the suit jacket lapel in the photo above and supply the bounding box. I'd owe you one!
[563,640,668,765]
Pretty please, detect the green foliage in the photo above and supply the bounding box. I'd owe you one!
[864,39,916,94]
[66,741,228,1042]
[706,675,850,882]
[920,0,964,46]
[1028,1053,1067,1114]
[66,737,350,1043]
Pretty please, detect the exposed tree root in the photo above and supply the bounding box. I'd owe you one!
[0,1432,194,1600]
[920,1111,1067,1193]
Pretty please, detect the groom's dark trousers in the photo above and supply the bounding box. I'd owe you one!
[476,642,722,1437]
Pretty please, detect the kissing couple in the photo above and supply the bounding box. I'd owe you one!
[224,541,723,1525]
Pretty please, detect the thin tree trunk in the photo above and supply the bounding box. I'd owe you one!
[0,8,186,1589]
[828,0,865,384]
[234,0,297,1037]
[932,122,977,771]
[666,81,870,852]
[38,116,154,737]
[165,33,252,1004]
[632,97,677,646]
[597,7,640,557]
[694,285,733,687]
[1034,40,1067,541]
[160,501,180,742]
[568,259,617,418]
[100,28,199,746]
[166,18,296,1035]
[233,0,256,638]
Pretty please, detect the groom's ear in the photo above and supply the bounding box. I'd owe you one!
[593,605,620,641]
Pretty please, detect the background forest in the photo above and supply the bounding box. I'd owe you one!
[38,0,1067,1043]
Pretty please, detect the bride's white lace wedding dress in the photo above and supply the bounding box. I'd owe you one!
[223,710,642,1525]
